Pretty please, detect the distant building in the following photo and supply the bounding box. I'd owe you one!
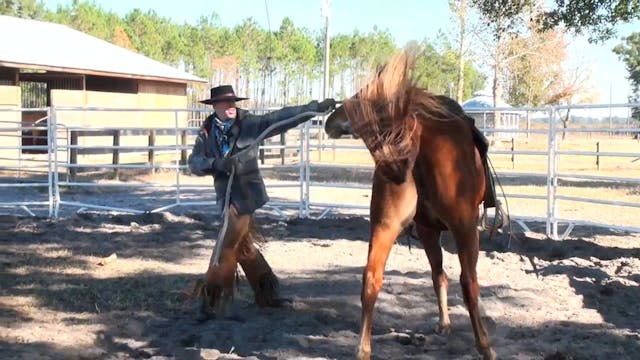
[462,91,522,139]
[0,15,206,156]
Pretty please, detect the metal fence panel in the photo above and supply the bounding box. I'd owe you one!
[0,107,54,216]
[1,104,638,240]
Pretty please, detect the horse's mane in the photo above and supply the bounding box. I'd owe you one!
[343,51,451,182]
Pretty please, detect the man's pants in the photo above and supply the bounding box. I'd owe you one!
[204,205,280,311]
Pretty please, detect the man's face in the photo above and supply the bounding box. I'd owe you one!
[213,100,237,121]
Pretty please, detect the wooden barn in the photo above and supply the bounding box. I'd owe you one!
[0,15,206,165]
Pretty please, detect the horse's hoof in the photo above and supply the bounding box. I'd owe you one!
[435,323,451,335]
[356,348,371,360]
[481,347,497,360]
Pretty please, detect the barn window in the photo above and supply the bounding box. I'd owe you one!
[18,74,84,155]
[21,81,48,108]
[86,75,137,93]
[0,68,16,85]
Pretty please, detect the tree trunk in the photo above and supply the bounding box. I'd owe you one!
[493,51,502,129]
[283,73,289,105]
[493,19,505,130]
[455,0,467,103]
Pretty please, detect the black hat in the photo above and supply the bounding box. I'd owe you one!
[199,85,249,104]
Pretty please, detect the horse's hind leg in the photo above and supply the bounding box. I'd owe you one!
[358,174,417,360]
[414,223,449,334]
[451,225,496,360]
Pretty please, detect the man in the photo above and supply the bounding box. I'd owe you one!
[188,84,335,316]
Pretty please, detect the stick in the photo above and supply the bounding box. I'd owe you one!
[209,165,235,267]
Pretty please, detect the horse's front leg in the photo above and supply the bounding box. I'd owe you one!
[358,172,416,360]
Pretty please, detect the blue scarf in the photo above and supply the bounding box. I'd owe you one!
[213,117,234,157]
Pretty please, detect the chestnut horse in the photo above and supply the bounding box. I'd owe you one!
[324,52,496,360]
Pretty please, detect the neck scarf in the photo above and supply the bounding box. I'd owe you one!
[214,116,235,157]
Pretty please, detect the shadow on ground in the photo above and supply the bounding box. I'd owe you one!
[1,213,639,359]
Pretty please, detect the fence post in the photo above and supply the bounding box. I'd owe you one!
[511,137,515,169]
[180,130,187,169]
[482,112,487,136]
[69,130,77,181]
[546,107,559,240]
[112,130,120,180]
[280,132,286,165]
[596,141,600,171]
[148,129,155,175]
[259,141,265,165]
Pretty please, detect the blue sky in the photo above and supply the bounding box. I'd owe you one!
[42,0,638,104]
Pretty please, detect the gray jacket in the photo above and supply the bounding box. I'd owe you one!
[188,102,323,215]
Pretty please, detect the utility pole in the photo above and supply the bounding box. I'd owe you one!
[319,0,331,158]
[322,0,331,101]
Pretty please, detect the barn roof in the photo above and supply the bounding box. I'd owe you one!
[0,15,206,84]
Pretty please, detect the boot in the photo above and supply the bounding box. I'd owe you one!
[239,249,284,307]
[201,248,238,318]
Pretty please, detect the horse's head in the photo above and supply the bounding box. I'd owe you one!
[324,104,355,139]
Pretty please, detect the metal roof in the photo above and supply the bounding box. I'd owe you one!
[462,91,512,109]
[0,15,206,84]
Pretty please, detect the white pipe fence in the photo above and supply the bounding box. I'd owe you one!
[0,103,638,240]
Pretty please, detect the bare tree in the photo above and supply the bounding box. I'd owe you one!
[546,61,598,139]
[504,27,567,106]
[470,0,533,108]
[450,0,469,102]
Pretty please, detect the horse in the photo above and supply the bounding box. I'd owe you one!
[324,52,497,360]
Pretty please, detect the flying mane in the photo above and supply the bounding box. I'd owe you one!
[343,51,453,182]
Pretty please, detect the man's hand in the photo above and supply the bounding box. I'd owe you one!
[317,98,337,113]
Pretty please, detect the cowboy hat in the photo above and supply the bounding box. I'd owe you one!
[199,85,249,104]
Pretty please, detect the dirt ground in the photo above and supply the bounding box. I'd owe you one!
[1,210,639,360]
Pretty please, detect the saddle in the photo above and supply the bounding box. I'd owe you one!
[464,115,497,209]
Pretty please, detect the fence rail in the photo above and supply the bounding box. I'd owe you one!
[0,104,639,240]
